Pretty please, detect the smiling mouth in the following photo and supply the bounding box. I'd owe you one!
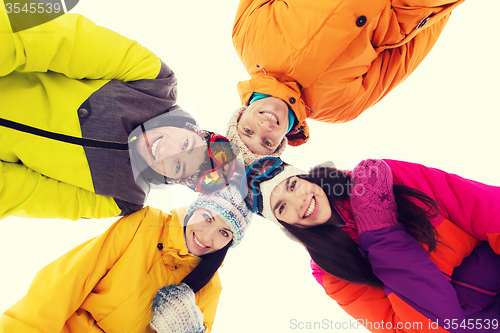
[260,111,279,125]
[304,197,317,218]
[193,234,208,249]
[150,137,161,160]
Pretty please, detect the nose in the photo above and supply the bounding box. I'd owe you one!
[291,191,306,211]
[258,119,273,132]
[158,139,179,160]
[198,225,217,247]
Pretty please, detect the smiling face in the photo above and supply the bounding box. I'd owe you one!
[237,97,289,155]
[185,208,233,256]
[135,126,206,179]
[270,176,332,228]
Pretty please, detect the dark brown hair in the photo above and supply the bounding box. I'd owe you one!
[181,214,232,294]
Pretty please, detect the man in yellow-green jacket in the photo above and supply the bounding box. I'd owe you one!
[0,1,226,221]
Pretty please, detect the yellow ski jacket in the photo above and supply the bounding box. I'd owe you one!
[0,207,222,332]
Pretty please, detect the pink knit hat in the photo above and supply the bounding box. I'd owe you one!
[226,106,287,169]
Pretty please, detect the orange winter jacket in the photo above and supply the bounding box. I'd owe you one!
[233,0,465,146]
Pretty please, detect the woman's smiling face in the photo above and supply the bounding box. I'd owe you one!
[184,208,233,256]
[270,176,332,228]
[135,126,206,179]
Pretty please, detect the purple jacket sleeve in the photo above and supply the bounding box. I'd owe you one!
[359,224,466,328]
[384,159,500,242]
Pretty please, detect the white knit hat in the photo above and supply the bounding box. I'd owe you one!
[243,157,306,226]
[226,106,287,169]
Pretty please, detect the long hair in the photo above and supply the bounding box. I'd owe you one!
[180,214,232,294]
[182,242,231,294]
[281,166,439,287]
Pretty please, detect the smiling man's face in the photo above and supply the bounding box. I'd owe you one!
[135,126,206,179]
[237,97,289,155]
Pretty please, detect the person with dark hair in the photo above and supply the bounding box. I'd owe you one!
[243,157,500,332]
[0,3,236,221]
[0,184,252,333]
[227,0,466,166]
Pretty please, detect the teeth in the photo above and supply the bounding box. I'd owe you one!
[194,235,207,248]
[150,138,161,159]
[262,112,278,124]
[304,197,316,218]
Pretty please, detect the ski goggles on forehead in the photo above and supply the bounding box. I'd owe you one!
[194,134,236,193]
[242,157,284,213]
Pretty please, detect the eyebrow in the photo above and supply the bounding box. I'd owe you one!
[273,178,291,214]
[284,177,291,192]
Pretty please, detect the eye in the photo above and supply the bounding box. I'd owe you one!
[278,203,286,215]
[220,230,229,237]
[263,139,273,147]
[290,180,297,191]
[175,162,181,174]
[183,139,189,150]
[244,128,252,134]
[203,213,211,222]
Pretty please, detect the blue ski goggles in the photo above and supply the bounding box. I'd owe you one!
[241,157,285,214]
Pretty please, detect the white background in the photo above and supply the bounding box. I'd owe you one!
[1,0,500,332]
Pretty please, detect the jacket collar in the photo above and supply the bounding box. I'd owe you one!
[160,208,201,268]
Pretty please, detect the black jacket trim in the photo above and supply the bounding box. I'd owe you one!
[0,117,128,151]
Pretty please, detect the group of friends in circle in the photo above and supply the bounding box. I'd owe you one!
[1,0,499,332]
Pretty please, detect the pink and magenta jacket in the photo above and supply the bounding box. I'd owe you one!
[385,159,500,253]
[311,159,500,332]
